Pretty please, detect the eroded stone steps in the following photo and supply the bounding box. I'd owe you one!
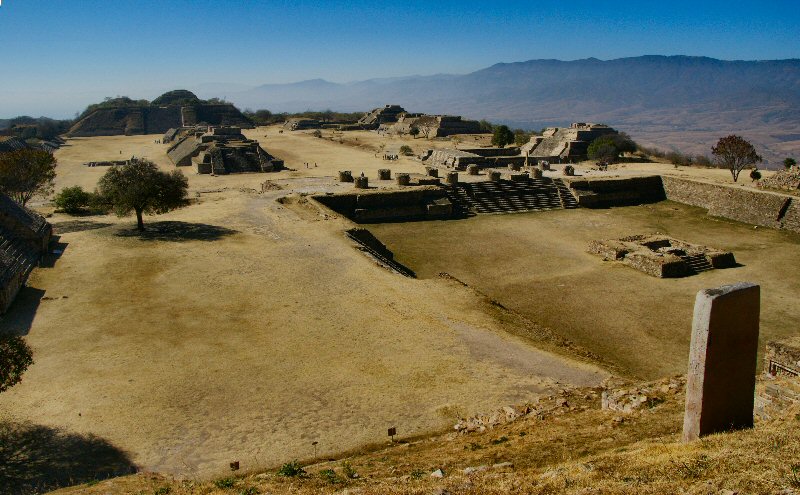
[445,177,579,215]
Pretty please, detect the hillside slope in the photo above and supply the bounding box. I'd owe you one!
[214,56,800,165]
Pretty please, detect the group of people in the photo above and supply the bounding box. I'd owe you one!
[304,162,318,168]
[382,154,399,161]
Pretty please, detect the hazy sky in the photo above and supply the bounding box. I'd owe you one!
[2,0,798,117]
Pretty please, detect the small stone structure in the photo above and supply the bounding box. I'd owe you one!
[424,147,525,171]
[425,167,439,178]
[521,123,619,162]
[563,165,575,176]
[0,193,51,313]
[313,186,454,223]
[396,173,410,186]
[381,114,485,137]
[588,234,736,278]
[445,172,459,186]
[759,169,800,192]
[467,164,480,176]
[166,126,283,174]
[378,169,391,180]
[756,338,800,419]
[565,176,666,208]
[357,105,406,129]
[339,171,354,182]
[488,171,501,182]
[683,282,760,442]
[283,118,321,131]
[530,167,543,179]
[354,176,369,189]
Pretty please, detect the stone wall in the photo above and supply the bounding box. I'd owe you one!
[661,176,800,233]
[313,186,453,223]
[564,176,666,208]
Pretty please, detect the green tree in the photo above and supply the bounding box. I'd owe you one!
[491,125,515,147]
[399,145,413,156]
[0,148,57,206]
[0,334,33,394]
[785,157,797,169]
[514,129,531,146]
[588,137,620,162]
[53,186,93,213]
[712,135,762,182]
[409,126,420,139]
[478,120,494,133]
[98,159,188,231]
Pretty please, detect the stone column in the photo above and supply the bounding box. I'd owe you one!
[488,171,501,182]
[378,169,391,180]
[445,172,459,186]
[425,167,439,177]
[467,164,480,176]
[354,176,369,189]
[339,171,353,182]
[396,173,410,186]
[682,282,760,442]
[530,167,543,179]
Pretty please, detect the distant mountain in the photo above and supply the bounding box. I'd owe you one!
[216,56,800,165]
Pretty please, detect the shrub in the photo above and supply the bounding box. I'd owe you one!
[319,468,341,484]
[277,460,306,477]
[311,130,322,138]
[213,477,236,488]
[342,461,358,479]
[750,169,762,181]
[785,158,797,169]
[399,145,413,156]
[54,186,93,213]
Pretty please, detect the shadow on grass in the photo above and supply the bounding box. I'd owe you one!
[0,421,137,495]
[114,221,238,242]
[52,220,114,235]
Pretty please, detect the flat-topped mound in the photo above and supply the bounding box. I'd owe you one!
[66,92,252,137]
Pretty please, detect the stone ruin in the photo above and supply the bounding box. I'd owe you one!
[381,114,484,138]
[759,168,800,192]
[357,105,407,129]
[66,90,253,137]
[757,337,800,419]
[166,126,283,174]
[0,193,52,313]
[422,147,526,170]
[521,123,619,162]
[283,118,321,131]
[588,234,736,278]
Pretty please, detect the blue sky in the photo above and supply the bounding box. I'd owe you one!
[1,0,798,117]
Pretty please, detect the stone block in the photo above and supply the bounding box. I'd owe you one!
[530,167,543,179]
[446,172,459,186]
[396,173,410,186]
[683,282,760,442]
[467,164,480,175]
[339,170,353,182]
[425,167,439,177]
[354,176,369,189]
[563,165,575,176]
[378,168,391,180]
[488,171,501,182]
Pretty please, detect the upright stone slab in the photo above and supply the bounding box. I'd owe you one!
[682,282,760,442]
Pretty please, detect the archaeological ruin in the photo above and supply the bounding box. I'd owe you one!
[66,90,253,137]
[166,126,283,174]
[521,123,619,162]
[0,193,52,313]
[588,234,737,278]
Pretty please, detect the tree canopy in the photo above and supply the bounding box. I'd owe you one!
[712,135,762,182]
[784,157,797,169]
[98,159,188,231]
[491,125,515,147]
[587,133,637,162]
[0,334,33,394]
[0,148,57,206]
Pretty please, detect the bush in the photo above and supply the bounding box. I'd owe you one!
[278,460,306,477]
[750,169,762,181]
[399,145,413,156]
[311,130,322,138]
[53,186,93,213]
[785,158,797,169]
[213,477,236,489]
[491,125,514,147]
[319,468,341,484]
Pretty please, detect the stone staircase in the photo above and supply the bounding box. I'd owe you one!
[444,177,579,215]
[680,253,713,274]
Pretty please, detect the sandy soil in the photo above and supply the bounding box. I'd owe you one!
[368,201,800,380]
[0,129,607,481]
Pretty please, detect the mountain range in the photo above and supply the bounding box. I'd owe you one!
[195,56,800,166]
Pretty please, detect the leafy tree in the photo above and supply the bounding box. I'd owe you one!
[491,125,515,148]
[0,334,33,394]
[712,135,762,182]
[409,126,420,139]
[750,168,762,182]
[785,157,797,170]
[588,137,620,162]
[399,145,413,156]
[98,159,188,231]
[514,129,532,146]
[0,148,57,206]
[53,186,93,213]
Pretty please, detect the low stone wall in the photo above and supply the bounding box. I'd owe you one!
[313,186,453,223]
[564,176,665,208]
[661,176,800,233]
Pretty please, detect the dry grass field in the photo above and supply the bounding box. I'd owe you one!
[1,127,602,492]
[2,126,798,493]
